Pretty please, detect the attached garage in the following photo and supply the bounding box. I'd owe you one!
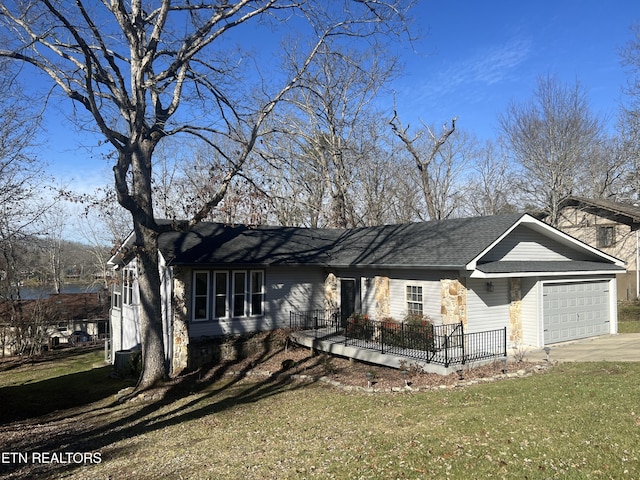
[543,280,611,344]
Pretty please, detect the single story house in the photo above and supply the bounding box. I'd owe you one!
[537,196,640,301]
[108,213,624,374]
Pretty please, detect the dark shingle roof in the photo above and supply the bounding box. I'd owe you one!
[327,214,523,267]
[159,214,525,268]
[158,222,341,266]
[557,196,640,225]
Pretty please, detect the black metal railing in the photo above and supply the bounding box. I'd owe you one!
[290,308,341,334]
[462,327,508,364]
[290,309,507,367]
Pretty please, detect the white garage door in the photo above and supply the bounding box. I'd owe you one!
[543,281,610,344]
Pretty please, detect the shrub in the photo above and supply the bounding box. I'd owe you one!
[402,313,435,352]
[345,313,373,340]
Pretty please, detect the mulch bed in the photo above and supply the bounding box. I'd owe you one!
[129,343,550,402]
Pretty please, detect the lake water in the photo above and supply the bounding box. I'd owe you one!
[18,284,105,300]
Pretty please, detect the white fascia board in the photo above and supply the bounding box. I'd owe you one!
[464,213,625,270]
[470,269,622,279]
[464,213,527,270]
[517,215,625,266]
[106,230,136,269]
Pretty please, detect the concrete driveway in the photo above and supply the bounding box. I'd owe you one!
[525,333,640,363]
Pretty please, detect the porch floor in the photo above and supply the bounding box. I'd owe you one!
[291,328,465,376]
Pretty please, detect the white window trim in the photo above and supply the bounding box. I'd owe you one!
[123,269,135,306]
[112,284,122,310]
[232,270,247,318]
[213,271,229,319]
[191,269,265,321]
[250,270,265,317]
[192,270,210,322]
[405,283,424,316]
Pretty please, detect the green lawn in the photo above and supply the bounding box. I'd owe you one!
[618,301,640,333]
[1,350,639,479]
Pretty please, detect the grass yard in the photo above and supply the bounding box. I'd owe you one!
[618,301,640,333]
[1,349,639,479]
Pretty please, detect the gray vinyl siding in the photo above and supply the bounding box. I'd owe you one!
[466,278,510,334]
[361,276,376,318]
[188,266,326,338]
[386,270,449,323]
[520,278,541,347]
[481,225,593,263]
[331,268,446,322]
[266,266,326,323]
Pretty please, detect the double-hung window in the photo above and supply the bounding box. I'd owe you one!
[192,269,264,321]
[597,225,615,248]
[406,285,424,315]
[214,272,228,319]
[193,271,210,321]
[123,269,134,305]
[112,284,122,310]
[233,271,247,317]
[250,271,264,316]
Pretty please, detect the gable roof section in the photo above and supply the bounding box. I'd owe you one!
[557,196,640,227]
[467,214,625,277]
[108,213,624,276]
[151,213,623,276]
[158,214,523,268]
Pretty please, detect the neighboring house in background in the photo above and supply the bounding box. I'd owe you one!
[108,213,624,375]
[0,291,109,356]
[538,196,640,301]
[48,292,110,344]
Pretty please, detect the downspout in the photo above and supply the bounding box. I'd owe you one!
[636,230,640,300]
[119,271,124,356]
[166,265,174,375]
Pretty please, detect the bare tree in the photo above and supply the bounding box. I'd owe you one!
[619,23,640,201]
[463,139,517,217]
[0,1,412,390]
[500,75,603,226]
[389,111,459,220]
[574,137,627,200]
[274,46,398,227]
[40,207,69,295]
[353,119,407,226]
[0,76,47,303]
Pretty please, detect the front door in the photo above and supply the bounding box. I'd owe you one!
[340,278,356,325]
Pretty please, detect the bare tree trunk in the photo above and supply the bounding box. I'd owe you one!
[389,111,457,220]
[134,225,166,389]
[118,140,168,389]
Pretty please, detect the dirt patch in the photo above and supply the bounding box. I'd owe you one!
[133,342,549,402]
[226,345,547,390]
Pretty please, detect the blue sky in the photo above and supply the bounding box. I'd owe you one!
[37,0,639,194]
[392,0,638,141]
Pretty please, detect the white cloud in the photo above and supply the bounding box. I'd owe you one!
[402,35,533,105]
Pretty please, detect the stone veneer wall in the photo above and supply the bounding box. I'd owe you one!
[188,331,288,369]
[172,267,189,375]
[509,278,522,344]
[374,276,390,318]
[440,278,467,325]
[324,273,338,310]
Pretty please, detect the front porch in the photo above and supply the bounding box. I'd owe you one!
[290,310,508,375]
